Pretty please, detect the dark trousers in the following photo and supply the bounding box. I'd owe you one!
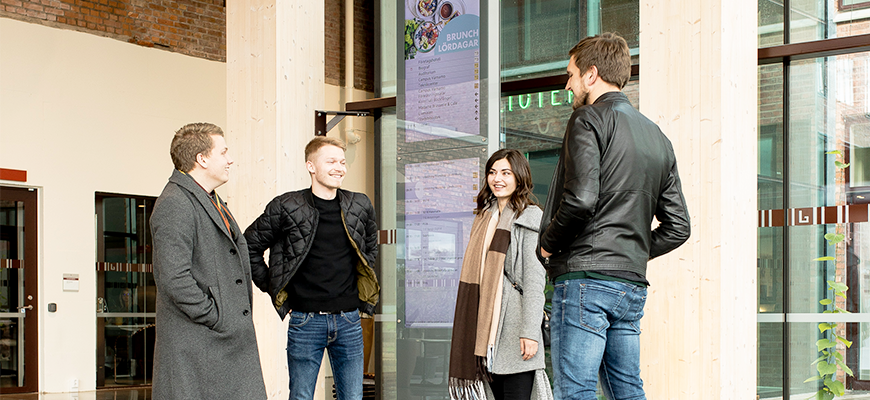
[490,370,535,400]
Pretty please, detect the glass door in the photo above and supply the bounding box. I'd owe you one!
[95,194,156,388]
[0,186,38,393]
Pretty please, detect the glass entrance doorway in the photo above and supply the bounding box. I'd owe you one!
[0,186,38,393]
[95,193,156,388]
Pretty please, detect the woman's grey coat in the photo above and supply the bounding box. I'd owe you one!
[150,170,267,400]
[491,205,546,373]
[489,205,553,400]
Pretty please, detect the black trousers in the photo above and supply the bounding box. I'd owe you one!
[490,370,535,400]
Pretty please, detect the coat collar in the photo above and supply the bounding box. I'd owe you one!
[168,169,235,240]
[593,91,630,105]
[513,205,542,231]
[481,201,541,232]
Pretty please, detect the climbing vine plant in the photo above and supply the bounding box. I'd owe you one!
[804,150,853,400]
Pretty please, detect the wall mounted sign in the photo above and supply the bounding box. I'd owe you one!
[404,0,480,142]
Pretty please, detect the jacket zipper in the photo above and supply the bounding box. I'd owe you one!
[340,209,379,305]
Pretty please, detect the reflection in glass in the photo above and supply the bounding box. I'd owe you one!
[850,123,870,188]
[0,199,24,388]
[789,1,826,44]
[762,52,870,397]
[757,67,784,400]
[837,1,870,39]
[790,322,842,397]
[758,323,784,398]
[102,316,155,385]
[102,197,152,265]
[404,197,469,328]
[759,0,784,47]
[500,82,638,161]
[857,322,870,380]
[500,0,638,81]
[377,107,399,399]
[760,0,870,46]
[96,194,156,388]
[394,145,485,398]
[501,0,580,79]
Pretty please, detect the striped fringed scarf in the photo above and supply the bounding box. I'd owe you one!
[448,203,516,400]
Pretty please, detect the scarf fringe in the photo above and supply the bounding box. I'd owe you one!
[448,377,487,400]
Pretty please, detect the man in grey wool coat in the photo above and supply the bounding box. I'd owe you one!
[150,122,267,399]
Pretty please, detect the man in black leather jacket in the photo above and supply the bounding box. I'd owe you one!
[537,33,690,400]
[244,136,379,400]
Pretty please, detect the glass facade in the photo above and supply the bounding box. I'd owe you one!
[500,0,638,81]
[757,0,870,395]
[378,0,640,398]
[757,50,870,399]
[385,0,870,396]
[759,0,870,48]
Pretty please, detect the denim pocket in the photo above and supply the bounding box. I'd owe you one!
[627,288,647,332]
[578,283,627,333]
[342,309,361,324]
[288,311,310,327]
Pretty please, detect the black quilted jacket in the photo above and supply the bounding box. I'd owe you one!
[244,188,380,318]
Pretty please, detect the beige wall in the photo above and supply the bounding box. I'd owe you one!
[0,17,226,393]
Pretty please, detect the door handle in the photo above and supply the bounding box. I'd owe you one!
[17,305,33,313]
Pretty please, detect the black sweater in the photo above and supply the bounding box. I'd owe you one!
[286,195,360,312]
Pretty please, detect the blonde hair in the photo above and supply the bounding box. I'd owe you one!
[304,136,347,161]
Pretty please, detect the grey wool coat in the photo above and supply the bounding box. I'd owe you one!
[150,170,267,400]
[489,205,553,400]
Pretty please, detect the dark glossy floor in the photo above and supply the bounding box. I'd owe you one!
[0,388,151,400]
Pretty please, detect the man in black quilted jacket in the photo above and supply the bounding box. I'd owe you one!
[244,136,379,400]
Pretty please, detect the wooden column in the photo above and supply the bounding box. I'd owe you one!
[226,0,325,398]
[639,0,758,398]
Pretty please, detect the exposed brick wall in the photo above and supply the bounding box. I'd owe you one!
[353,0,374,92]
[324,0,374,92]
[325,0,345,87]
[1,0,226,61]
[5,0,375,87]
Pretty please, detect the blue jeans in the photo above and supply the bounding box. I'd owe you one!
[286,310,364,400]
[551,279,647,400]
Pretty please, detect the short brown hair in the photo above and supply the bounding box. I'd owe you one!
[569,32,631,89]
[304,136,346,161]
[170,123,224,172]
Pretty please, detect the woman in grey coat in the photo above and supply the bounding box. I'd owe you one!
[448,149,553,400]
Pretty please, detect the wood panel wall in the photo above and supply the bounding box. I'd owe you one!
[226,1,326,398]
[639,0,758,398]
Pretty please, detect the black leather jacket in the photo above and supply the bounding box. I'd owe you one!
[244,188,380,318]
[538,91,690,280]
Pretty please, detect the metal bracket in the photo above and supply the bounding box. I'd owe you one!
[314,110,370,136]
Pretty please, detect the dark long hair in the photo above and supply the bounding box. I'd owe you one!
[475,149,538,215]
